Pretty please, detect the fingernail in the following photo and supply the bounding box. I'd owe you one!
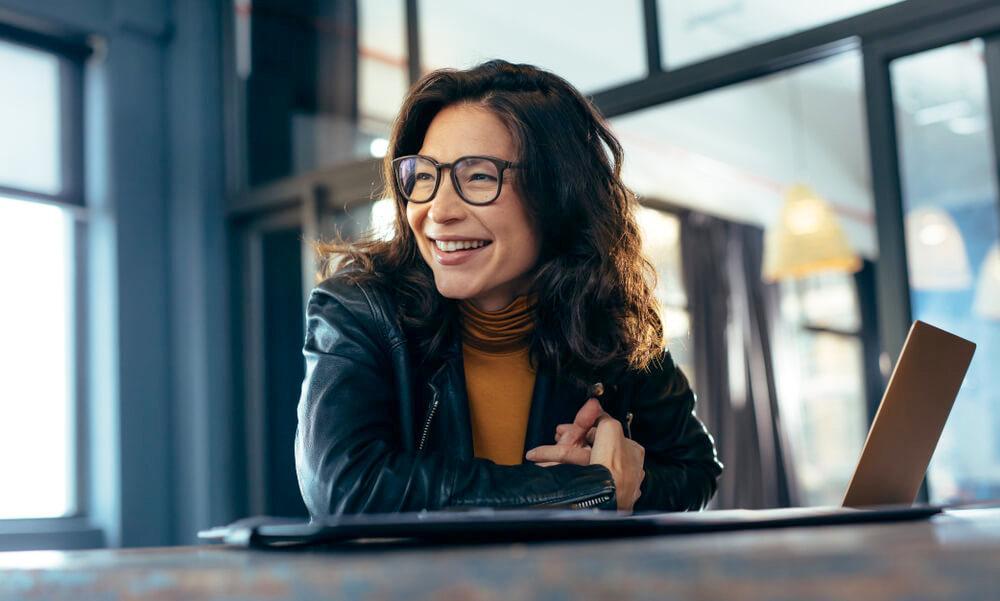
[525,449,536,459]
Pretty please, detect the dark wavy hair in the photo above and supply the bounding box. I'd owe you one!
[316,59,663,386]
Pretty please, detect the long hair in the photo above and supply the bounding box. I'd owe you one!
[315,59,664,385]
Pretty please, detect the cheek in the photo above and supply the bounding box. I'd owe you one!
[496,207,541,270]
[406,206,428,242]
[405,204,420,232]
[405,205,431,259]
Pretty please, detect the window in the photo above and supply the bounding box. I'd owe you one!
[610,51,875,256]
[891,39,1000,504]
[636,207,694,377]
[657,0,903,69]
[418,0,647,94]
[358,1,409,143]
[611,51,876,507]
[0,38,82,520]
[773,272,869,506]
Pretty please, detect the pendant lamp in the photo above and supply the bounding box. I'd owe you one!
[903,207,971,290]
[973,242,1000,319]
[763,183,862,281]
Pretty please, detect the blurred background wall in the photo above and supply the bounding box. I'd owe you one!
[0,0,998,550]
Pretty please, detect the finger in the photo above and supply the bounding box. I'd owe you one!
[526,445,591,466]
[557,424,589,446]
[573,398,604,430]
[536,461,559,467]
[630,440,646,460]
[594,413,623,436]
[556,424,571,435]
[585,427,597,445]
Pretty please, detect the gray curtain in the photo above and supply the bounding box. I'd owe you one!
[680,211,798,509]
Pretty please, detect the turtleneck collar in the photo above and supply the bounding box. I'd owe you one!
[459,294,536,354]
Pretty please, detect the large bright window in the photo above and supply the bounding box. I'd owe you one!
[0,197,75,518]
[0,38,79,519]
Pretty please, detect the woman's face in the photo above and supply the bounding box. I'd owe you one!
[405,103,541,311]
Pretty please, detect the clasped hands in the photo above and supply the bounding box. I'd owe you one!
[525,398,645,511]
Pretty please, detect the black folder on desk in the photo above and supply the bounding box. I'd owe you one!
[198,505,941,548]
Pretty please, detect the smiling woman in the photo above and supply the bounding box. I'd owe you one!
[298,60,722,517]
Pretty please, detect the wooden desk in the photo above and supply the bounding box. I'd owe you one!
[1,508,998,600]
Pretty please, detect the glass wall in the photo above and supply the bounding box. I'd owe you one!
[612,51,875,506]
[891,39,1000,504]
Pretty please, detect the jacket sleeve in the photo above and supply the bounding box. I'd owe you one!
[294,282,616,518]
[629,352,723,512]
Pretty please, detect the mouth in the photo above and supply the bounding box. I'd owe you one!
[428,237,493,266]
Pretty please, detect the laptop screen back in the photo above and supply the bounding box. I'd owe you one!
[842,320,975,508]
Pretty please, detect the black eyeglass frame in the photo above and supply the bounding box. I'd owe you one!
[391,154,520,206]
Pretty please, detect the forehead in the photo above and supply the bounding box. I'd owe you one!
[418,103,516,161]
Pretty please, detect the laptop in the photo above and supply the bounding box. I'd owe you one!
[199,320,976,548]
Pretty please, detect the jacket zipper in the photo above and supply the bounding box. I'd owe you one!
[417,383,440,452]
[571,494,613,509]
[530,486,616,510]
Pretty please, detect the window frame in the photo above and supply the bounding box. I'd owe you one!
[0,25,98,549]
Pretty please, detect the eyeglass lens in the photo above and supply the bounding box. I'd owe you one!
[396,156,501,204]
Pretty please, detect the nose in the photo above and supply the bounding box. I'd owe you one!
[427,172,467,224]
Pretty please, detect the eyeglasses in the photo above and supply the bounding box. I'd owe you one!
[391,154,519,205]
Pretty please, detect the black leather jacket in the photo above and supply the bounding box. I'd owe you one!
[295,272,723,517]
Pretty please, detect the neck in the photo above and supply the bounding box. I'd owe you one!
[468,276,533,312]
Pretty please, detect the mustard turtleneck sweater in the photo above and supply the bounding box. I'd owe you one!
[459,295,537,466]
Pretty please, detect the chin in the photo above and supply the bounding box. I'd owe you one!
[433,275,479,301]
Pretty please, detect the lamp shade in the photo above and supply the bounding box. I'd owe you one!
[974,243,1000,319]
[763,184,861,281]
[903,207,971,290]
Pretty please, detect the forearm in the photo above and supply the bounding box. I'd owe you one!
[632,456,719,512]
[296,434,617,517]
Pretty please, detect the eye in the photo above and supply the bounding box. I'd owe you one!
[414,172,435,181]
[467,172,497,182]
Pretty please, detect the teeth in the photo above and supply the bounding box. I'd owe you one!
[435,239,489,252]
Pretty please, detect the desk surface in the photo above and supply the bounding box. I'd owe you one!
[1,508,999,600]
